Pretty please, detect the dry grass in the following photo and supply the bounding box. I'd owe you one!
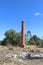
[0,45,43,65]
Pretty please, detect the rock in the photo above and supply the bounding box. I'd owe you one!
[5,54,17,59]
[19,52,28,60]
[31,54,41,57]
[40,53,43,57]
[11,54,17,59]
[5,54,12,58]
[18,59,24,62]
[30,53,43,59]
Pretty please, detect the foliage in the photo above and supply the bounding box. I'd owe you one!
[1,29,43,47]
[29,39,35,45]
[39,40,43,47]
[1,38,7,46]
[26,31,32,41]
[25,34,43,47]
[30,35,41,45]
[0,41,1,45]
[2,29,21,46]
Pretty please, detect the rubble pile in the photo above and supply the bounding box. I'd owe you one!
[4,51,43,62]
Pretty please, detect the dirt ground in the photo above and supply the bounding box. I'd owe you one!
[0,45,43,65]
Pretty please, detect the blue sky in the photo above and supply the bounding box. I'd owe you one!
[0,0,43,40]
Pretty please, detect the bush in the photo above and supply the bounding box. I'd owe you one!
[29,40,35,45]
[39,42,43,47]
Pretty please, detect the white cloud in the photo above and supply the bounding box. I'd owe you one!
[34,13,40,16]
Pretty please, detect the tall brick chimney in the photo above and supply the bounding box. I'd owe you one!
[21,21,25,48]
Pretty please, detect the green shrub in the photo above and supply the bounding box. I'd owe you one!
[29,40,35,45]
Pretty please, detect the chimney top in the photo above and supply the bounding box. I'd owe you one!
[22,20,24,23]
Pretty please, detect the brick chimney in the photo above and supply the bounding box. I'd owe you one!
[21,21,25,48]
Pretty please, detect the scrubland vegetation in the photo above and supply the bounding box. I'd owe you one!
[0,29,43,47]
